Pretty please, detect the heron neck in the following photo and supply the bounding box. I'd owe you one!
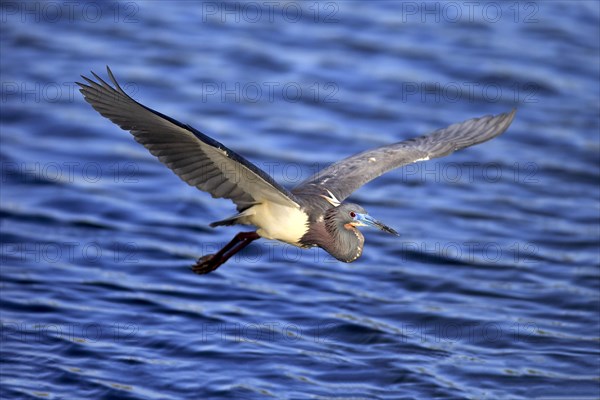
[302,214,364,263]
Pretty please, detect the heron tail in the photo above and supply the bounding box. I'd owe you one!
[209,207,256,228]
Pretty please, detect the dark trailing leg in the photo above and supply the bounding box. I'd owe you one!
[192,231,260,274]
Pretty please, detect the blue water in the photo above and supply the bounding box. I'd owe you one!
[1,1,599,399]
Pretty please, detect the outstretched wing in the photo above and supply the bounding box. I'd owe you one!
[293,110,516,202]
[77,66,299,211]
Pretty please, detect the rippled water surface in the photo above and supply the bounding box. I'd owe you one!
[1,1,599,399]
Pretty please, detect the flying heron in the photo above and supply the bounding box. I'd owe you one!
[77,67,516,274]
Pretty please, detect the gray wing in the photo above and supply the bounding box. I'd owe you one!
[293,110,516,202]
[77,66,299,211]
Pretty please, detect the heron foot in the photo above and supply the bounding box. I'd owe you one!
[191,231,260,276]
[191,254,223,275]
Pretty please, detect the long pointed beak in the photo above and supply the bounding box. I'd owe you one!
[355,213,399,236]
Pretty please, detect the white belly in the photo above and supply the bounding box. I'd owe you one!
[246,203,309,245]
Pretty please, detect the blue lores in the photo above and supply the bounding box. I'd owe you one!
[78,67,516,274]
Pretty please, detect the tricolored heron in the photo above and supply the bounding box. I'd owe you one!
[78,67,516,274]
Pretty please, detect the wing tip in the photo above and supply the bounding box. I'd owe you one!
[505,107,517,123]
[496,107,517,135]
[105,65,125,93]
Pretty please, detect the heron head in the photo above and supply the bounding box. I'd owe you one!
[316,203,399,262]
[334,203,399,236]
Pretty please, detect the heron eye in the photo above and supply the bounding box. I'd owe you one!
[350,211,356,218]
